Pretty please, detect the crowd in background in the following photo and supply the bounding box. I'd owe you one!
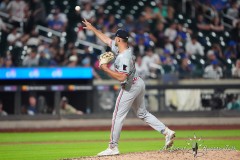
[0,0,239,80]
[0,0,240,115]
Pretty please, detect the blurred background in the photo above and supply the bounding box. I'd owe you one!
[0,0,239,120]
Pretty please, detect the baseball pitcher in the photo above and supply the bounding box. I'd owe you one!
[82,19,175,156]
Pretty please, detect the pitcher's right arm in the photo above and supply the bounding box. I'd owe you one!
[82,19,112,46]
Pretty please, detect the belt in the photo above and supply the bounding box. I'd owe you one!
[133,77,139,83]
[121,77,139,89]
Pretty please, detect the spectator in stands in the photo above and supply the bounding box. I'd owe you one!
[224,41,238,60]
[79,2,96,43]
[160,49,175,74]
[38,42,51,60]
[124,15,135,33]
[0,0,9,12]
[135,55,149,79]
[0,18,8,32]
[27,95,38,115]
[185,35,204,57]
[227,2,239,19]
[67,46,79,61]
[7,27,22,47]
[26,28,40,47]
[135,28,151,48]
[55,47,67,66]
[77,23,86,40]
[135,14,150,32]
[77,0,89,5]
[177,23,191,41]
[95,15,105,30]
[0,100,8,116]
[48,47,64,66]
[84,17,97,43]
[47,11,65,32]
[22,49,39,67]
[104,15,117,31]
[210,16,224,32]
[22,3,34,33]
[60,96,84,115]
[95,5,105,18]
[232,59,240,78]
[95,0,107,6]
[178,57,193,79]
[203,60,223,79]
[81,46,97,66]
[226,94,240,111]
[142,6,158,23]
[67,55,78,67]
[108,24,118,38]
[38,51,50,66]
[165,6,175,26]
[164,22,177,42]
[31,0,46,26]
[174,37,185,57]
[164,37,174,54]
[47,6,67,31]
[196,14,211,31]
[231,21,240,54]
[142,47,161,78]
[206,50,218,65]
[211,43,224,59]
[150,22,165,50]
[81,2,95,21]
[1,56,13,67]
[134,37,148,56]
[81,49,102,80]
[153,0,167,20]
[49,36,60,49]
[7,0,26,21]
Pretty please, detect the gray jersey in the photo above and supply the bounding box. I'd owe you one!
[111,41,138,91]
[107,41,167,149]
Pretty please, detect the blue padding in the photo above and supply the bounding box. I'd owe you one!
[0,67,93,79]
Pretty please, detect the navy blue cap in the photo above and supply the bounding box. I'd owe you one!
[115,29,129,40]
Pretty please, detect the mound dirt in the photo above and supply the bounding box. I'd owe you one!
[68,150,240,160]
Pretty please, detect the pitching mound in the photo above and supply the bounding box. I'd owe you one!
[68,150,240,160]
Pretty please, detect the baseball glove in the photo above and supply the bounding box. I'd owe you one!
[99,51,115,67]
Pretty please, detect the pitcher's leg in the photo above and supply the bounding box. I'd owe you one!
[110,89,136,148]
[132,92,166,133]
[132,78,175,149]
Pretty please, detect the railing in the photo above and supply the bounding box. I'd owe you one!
[221,13,235,29]
[35,25,105,54]
[0,11,25,32]
[76,39,105,54]
[0,10,105,54]
[35,25,63,37]
[198,4,234,30]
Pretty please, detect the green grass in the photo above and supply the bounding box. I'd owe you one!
[0,130,239,160]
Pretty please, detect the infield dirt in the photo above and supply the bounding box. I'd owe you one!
[69,150,240,160]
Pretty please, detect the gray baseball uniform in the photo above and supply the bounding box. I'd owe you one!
[109,41,166,148]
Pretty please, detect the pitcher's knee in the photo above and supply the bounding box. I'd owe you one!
[137,112,148,119]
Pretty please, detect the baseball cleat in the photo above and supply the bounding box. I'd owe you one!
[97,146,120,156]
[164,127,175,149]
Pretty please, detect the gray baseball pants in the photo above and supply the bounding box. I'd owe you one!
[109,77,166,148]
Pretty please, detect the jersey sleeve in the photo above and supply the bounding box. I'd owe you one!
[116,57,131,74]
[110,40,118,54]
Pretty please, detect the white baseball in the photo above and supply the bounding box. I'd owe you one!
[75,6,81,11]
